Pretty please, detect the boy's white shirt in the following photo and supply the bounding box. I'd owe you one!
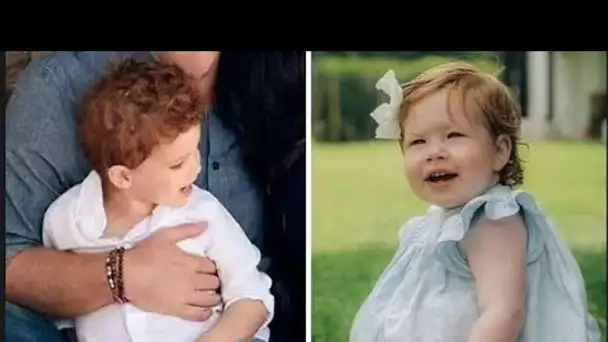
[42,171,274,342]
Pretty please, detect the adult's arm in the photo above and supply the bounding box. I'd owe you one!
[5,56,220,321]
[4,59,114,317]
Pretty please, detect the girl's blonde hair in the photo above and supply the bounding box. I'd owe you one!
[398,62,525,188]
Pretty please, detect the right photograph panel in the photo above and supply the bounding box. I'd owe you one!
[311,51,607,342]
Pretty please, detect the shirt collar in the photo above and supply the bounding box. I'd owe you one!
[75,170,178,241]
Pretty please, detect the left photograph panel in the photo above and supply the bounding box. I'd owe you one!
[5,51,306,342]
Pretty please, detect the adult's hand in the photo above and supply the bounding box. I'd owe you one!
[123,222,221,321]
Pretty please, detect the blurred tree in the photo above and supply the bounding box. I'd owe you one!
[312,52,503,142]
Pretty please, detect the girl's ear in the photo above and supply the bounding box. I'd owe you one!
[493,134,512,172]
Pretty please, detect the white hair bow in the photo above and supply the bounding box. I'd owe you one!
[370,70,403,140]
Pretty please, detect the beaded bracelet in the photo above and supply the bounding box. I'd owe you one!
[105,247,129,304]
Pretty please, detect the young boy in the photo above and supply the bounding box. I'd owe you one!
[42,58,273,342]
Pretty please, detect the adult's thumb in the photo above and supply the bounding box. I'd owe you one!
[160,222,208,242]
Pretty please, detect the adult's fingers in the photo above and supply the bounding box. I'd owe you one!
[157,222,208,243]
[192,272,221,292]
[179,306,213,322]
[195,256,217,275]
[177,252,217,275]
[186,289,222,308]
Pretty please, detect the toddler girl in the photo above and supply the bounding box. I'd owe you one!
[349,62,602,342]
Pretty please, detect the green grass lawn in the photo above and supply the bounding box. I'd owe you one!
[312,140,607,342]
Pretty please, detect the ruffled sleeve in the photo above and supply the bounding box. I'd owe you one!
[434,185,547,278]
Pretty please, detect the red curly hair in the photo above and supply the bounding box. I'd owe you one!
[80,58,206,175]
[398,62,525,188]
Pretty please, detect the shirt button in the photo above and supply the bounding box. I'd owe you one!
[212,161,220,170]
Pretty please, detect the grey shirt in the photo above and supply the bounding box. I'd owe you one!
[5,51,264,265]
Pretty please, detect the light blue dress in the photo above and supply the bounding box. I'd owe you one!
[350,184,602,342]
